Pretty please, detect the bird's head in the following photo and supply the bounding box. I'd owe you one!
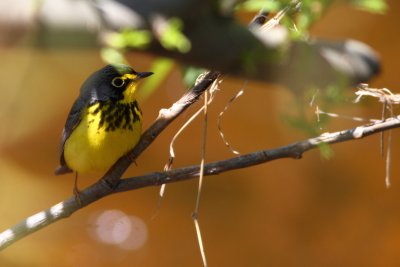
[81,64,153,103]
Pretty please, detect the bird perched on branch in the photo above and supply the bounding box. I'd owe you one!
[55,64,153,192]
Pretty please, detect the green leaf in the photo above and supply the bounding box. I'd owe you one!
[350,0,387,14]
[237,0,283,12]
[100,47,127,65]
[159,18,191,53]
[107,29,152,49]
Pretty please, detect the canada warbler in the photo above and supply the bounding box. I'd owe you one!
[55,64,153,175]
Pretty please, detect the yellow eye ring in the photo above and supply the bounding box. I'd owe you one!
[111,77,125,88]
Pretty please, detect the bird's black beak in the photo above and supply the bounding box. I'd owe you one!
[137,72,154,79]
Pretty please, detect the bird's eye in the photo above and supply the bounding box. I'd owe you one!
[111,77,125,88]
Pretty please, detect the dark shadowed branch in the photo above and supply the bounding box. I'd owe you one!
[1,0,380,88]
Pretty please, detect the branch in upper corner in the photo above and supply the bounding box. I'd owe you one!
[115,1,380,89]
[143,24,379,91]
[1,0,380,88]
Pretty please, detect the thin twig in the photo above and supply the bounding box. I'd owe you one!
[156,78,218,211]
[380,101,387,157]
[385,102,393,188]
[315,109,377,123]
[164,78,219,171]
[385,129,392,188]
[152,77,219,220]
[193,89,209,267]
[217,82,246,155]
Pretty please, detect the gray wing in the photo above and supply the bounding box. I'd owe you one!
[54,98,87,175]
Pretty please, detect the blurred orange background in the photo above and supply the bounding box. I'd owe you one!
[1,1,400,266]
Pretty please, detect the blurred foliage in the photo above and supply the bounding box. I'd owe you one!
[237,0,387,37]
[105,19,191,53]
[237,0,387,14]
[281,84,348,157]
[107,29,152,49]
[318,142,334,159]
[101,47,127,65]
[158,17,191,53]
[282,110,334,160]
[236,0,285,12]
[349,0,387,13]
[181,66,207,88]
[283,113,320,136]
[236,0,386,146]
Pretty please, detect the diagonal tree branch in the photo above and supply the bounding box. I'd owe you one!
[1,113,399,250]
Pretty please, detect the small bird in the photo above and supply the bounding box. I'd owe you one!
[55,64,153,184]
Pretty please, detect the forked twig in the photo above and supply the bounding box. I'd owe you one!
[193,89,210,267]
[217,82,247,155]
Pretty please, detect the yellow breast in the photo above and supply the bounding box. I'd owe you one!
[63,101,142,173]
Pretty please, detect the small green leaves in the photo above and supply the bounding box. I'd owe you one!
[104,17,192,54]
[237,0,283,12]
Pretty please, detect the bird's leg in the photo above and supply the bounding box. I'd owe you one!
[73,172,82,206]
